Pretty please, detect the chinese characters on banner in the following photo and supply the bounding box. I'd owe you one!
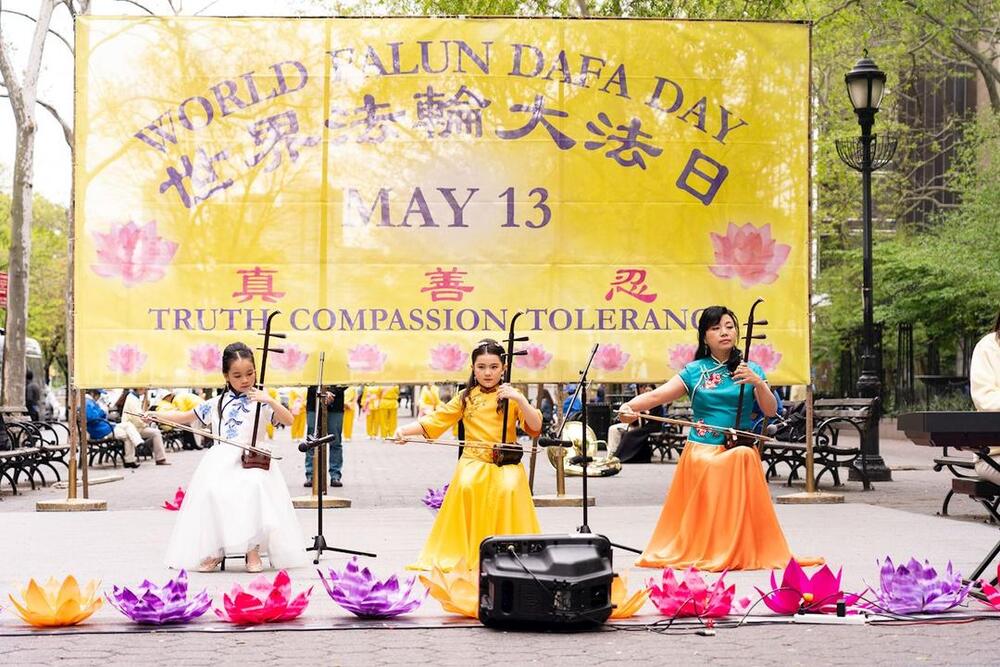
[74,18,810,386]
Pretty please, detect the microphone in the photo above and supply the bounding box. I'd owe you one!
[298,432,340,452]
[538,436,574,448]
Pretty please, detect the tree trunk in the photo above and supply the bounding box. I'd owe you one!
[0,0,55,411]
[1,124,36,411]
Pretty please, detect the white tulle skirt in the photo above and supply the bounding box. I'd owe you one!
[163,444,307,570]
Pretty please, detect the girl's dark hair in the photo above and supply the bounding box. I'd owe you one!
[695,306,742,373]
[221,342,256,394]
[461,338,506,413]
[994,309,1000,343]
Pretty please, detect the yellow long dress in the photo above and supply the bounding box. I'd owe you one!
[264,387,281,439]
[343,386,358,440]
[378,385,400,438]
[407,387,542,572]
[362,386,381,438]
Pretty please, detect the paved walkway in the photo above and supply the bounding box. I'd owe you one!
[1,418,997,665]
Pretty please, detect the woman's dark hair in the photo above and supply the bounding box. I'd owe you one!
[694,306,742,372]
[994,309,1000,343]
[221,342,256,393]
[461,338,506,413]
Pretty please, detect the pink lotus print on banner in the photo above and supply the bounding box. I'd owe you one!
[668,343,698,371]
[747,344,783,373]
[271,344,309,372]
[108,344,147,374]
[709,222,791,288]
[515,344,552,371]
[91,220,178,287]
[593,344,630,372]
[348,344,387,372]
[428,343,465,372]
[188,344,221,373]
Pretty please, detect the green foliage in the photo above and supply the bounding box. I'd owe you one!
[0,192,69,384]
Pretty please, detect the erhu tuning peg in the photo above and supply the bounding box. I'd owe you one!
[753,319,768,326]
[751,334,767,340]
[269,347,286,354]
[513,336,530,342]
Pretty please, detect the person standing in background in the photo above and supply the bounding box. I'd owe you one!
[304,385,345,488]
[342,385,358,441]
[379,384,400,438]
[362,385,381,439]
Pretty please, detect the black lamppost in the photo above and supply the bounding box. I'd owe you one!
[835,52,897,482]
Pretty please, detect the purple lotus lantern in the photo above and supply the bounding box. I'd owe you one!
[868,557,969,614]
[106,570,211,625]
[756,558,863,614]
[421,484,449,512]
[319,557,425,618]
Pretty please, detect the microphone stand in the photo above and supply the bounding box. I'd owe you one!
[303,352,376,563]
[550,344,641,555]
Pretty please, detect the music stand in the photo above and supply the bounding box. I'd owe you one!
[300,364,376,564]
[548,344,641,555]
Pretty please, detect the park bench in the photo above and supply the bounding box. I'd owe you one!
[761,397,874,491]
[932,455,980,516]
[648,404,692,462]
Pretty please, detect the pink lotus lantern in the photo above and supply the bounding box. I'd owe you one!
[188,344,221,373]
[162,487,185,511]
[747,344,783,373]
[756,559,862,614]
[348,344,387,372]
[515,344,553,371]
[593,344,630,372]
[108,344,147,374]
[214,571,311,625]
[271,344,309,372]
[647,568,746,618]
[428,343,465,372]
[709,222,791,288]
[668,343,698,371]
[91,220,179,287]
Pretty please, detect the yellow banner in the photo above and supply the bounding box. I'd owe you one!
[74,17,811,387]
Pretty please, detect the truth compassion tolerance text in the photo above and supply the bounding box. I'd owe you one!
[147,306,712,332]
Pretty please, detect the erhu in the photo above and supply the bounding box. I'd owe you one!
[726,297,769,451]
[494,311,529,466]
[241,310,286,470]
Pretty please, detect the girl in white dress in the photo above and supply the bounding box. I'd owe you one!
[154,342,306,572]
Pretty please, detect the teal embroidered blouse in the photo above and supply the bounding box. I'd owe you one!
[677,357,768,445]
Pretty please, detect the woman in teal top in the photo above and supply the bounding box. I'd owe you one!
[621,306,821,571]
[677,355,769,446]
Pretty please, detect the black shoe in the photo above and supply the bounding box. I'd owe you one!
[303,479,313,488]
[330,479,343,488]
[124,461,139,469]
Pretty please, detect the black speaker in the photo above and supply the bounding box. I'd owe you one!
[586,402,612,443]
[478,533,614,629]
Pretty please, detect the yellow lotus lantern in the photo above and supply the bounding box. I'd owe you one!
[8,576,103,627]
[419,559,478,619]
[610,572,649,619]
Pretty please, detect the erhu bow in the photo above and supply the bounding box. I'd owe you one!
[727,298,769,450]
[242,310,286,470]
[494,311,529,466]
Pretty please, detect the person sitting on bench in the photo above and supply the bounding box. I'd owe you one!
[971,308,1000,485]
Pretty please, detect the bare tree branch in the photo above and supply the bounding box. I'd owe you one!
[814,0,860,26]
[0,9,73,55]
[114,0,155,15]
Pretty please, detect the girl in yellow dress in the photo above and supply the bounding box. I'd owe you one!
[394,339,543,571]
[288,387,307,440]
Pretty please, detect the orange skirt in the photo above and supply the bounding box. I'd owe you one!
[636,442,823,571]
